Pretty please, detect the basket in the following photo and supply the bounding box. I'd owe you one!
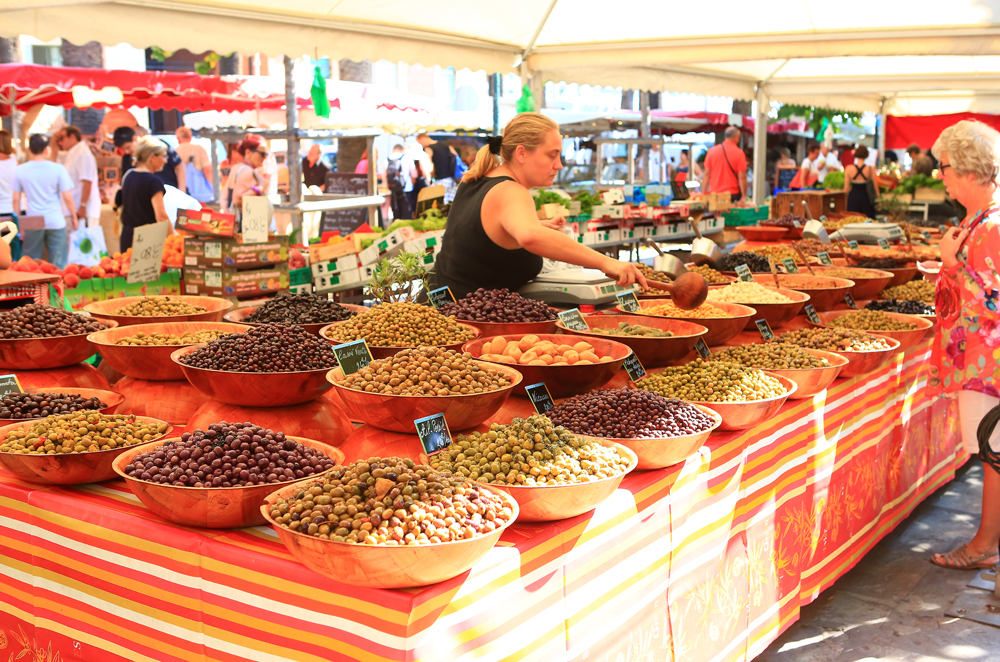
[723,205,769,227]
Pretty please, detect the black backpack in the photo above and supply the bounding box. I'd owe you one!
[386,158,406,191]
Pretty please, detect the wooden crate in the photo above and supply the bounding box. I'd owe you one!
[913,187,947,202]
[772,191,847,219]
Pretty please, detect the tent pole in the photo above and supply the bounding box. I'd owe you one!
[492,73,501,136]
[210,137,221,203]
[284,55,302,230]
[877,98,887,166]
[639,90,650,184]
[752,85,768,206]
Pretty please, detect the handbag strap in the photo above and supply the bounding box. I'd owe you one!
[720,143,739,179]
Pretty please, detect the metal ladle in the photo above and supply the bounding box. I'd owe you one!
[687,209,724,269]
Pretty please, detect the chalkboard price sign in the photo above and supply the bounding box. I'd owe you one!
[324,172,369,196]
[428,286,456,309]
[755,319,775,341]
[0,374,23,397]
[321,207,369,238]
[877,238,891,250]
[848,240,860,250]
[332,339,373,376]
[694,338,711,359]
[844,293,858,309]
[414,413,453,456]
[558,309,589,331]
[525,382,555,415]
[623,352,647,382]
[804,304,821,325]
[735,264,754,282]
[781,258,799,274]
[616,290,641,312]
[817,252,833,266]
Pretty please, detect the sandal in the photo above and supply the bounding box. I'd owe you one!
[930,543,1000,570]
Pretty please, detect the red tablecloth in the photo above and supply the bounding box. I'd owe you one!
[0,340,963,662]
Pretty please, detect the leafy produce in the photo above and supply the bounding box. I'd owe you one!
[533,190,566,210]
[823,171,845,190]
[573,190,604,216]
[895,174,944,195]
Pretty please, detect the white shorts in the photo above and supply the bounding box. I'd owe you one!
[957,389,1000,455]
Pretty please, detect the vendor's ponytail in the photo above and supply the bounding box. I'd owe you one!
[462,112,559,183]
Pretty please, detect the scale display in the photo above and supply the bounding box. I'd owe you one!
[830,222,904,245]
[519,269,635,306]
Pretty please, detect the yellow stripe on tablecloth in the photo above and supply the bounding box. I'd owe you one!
[24,616,163,662]
[0,494,29,516]
[202,623,396,662]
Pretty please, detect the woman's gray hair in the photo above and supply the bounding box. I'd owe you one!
[932,120,1000,186]
[133,135,167,164]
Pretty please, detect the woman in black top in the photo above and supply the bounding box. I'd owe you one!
[435,113,646,299]
[843,145,879,218]
[120,136,170,251]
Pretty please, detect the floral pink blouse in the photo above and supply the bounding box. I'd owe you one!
[930,208,1000,396]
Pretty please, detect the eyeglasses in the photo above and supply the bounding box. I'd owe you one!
[940,164,952,172]
[256,149,269,156]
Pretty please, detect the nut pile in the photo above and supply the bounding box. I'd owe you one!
[818,267,886,279]
[853,257,899,269]
[123,422,335,488]
[710,344,829,369]
[777,327,895,352]
[549,389,715,439]
[749,245,801,264]
[762,213,806,228]
[429,415,633,485]
[324,302,476,347]
[244,293,355,324]
[634,263,673,283]
[795,239,831,256]
[770,275,846,289]
[866,299,935,316]
[478,335,613,365]
[829,310,919,331]
[1,393,107,420]
[438,288,557,323]
[723,251,771,272]
[686,264,730,285]
[643,302,733,319]
[0,413,168,454]
[707,281,793,304]
[880,280,934,303]
[588,322,673,338]
[0,304,107,339]
[267,457,515,544]
[179,324,338,372]
[340,347,511,396]
[113,297,207,317]
[115,330,232,346]
[636,359,787,402]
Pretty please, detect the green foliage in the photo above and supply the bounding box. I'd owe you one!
[877,192,909,224]
[572,190,604,216]
[366,251,431,304]
[823,171,845,190]
[895,174,944,195]
[776,104,863,135]
[532,190,566,210]
[148,47,172,62]
[194,53,221,75]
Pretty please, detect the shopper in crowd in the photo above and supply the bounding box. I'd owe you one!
[385,144,412,220]
[0,129,19,261]
[302,144,329,191]
[0,232,10,270]
[11,134,77,269]
[843,145,879,218]
[404,141,431,212]
[58,126,101,229]
[433,112,646,299]
[840,144,856,169]
[907,143,934,176]
[668,149,692,200]
[815,143,842,181]
[119,136,170,252]
[174,127,214,202]
[222,135,270,218]
[418,133,459,203]
[777,147,795,167]
[927,120,1000,570]
[702,126,747,203]
[114,126,185,193]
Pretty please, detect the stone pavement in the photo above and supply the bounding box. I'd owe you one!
[757,459,1000,662]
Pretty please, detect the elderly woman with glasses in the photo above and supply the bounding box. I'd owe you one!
[223,135,271,216]
[119,136,171,252]
[928,120,1000,570]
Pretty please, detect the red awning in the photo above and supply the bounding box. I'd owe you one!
[0,63,310,115]
[885,112,1000,150]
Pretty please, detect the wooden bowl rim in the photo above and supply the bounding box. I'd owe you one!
[554,317,709,340]
[558,403,723,444]
[83,295,234,317]
[619,300,759,320]
[708,346,850,371]
[319,320,481,350]
[0,415,173,456]
[87,321,251,347]
[0,319,119,344]
[462,332,635,364]
[169,344,339,377]
[327,360,524,399]
[644,370,799,404]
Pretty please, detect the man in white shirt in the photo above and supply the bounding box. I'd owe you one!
[813,143,842,182]
[11,134,77,269]
[58,126,101,228]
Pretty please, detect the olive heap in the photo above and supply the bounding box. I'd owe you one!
[710,344,830,370]
[762,213,806,228]
[429,415,633,486]
[114,297,207,317]
[268,457,515,544]
[123,422,336,488]
[643,301,733,319]
[880,280,935,303]
[588,322,673,338]
[0,413,168,454]
[707,281,793,304]
[865,299,935,316]
[0,304,108,339]
[749,245,799,265]
[723,251,771,272]
[829,310,919,331]
[549,389,716,439]
[340,347,511,396]
[686,264,730,285]
[853,257,898,269]
[819,267,886,279]
[324,302,476,347]
[179,324,338,372]
[634,263,673,283]
[244,293,355,324]
[437,288,558,323]
[776,327,894,352]
[636,359,786,402]
[1,393,107,420]
[115,330,232,346]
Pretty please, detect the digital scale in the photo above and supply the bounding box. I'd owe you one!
[518,269,635,306]
[830,222,905,245]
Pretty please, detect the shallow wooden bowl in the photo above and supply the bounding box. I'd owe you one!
[555,315,708,368]
[113,436,344,528]
[0,320,118,370]
[12,363,112,391]
[457,318,560,339]
[737,226,789,241]
[320,321,481,359]
[462,333,631,399]
[822,336,902,378]
[750,274,855,312]
[707,287,809,331]
[810,266,894,300]
[811,311,933,355]
[0,388,125,424]
[223,303,368,336]
[112,377,206,426]
[0,415,172,485]
[186,394,355,444]
[880,266,919,289]
[89,321,251,381]
[711,347,847,400]
[261,480,518,588]
[327,362,523,433]
[623,300,756,347]
[83,295,233,327]
[170,345,335,407]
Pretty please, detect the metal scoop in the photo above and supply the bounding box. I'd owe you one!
[687,209,724,269]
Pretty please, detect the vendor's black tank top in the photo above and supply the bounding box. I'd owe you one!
[434,176,543,300]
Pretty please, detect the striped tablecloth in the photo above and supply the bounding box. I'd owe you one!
[0,339,963,662]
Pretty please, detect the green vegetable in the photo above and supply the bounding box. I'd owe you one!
[823,171,845,190]
[896,174,944,195]
[572,190,604,216]
[532,190,566,210]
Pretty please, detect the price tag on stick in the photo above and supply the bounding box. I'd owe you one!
[804,304,821,325]
[939,224,948,234]
[623,352,647,382]
[558,308,589,331]
[525,382,555,415]
[616,290,641,312]
[848,240,860,250]
[414,413,453,456]
[781,258,799,274]
[921,230,932,241]
[241,195,270,244]
[0,374,23,397]
[694,338,711,359]
[817,252,833,266]
[427,286,456,309]
[735,264,754,282]
[844,293,858,309]
[877,238,891,250]
[755,319,775,341]
[332,339,374,376]
[126,222,168,284]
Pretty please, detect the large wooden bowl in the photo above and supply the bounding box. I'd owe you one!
[223,303,368,336]
[810,311,933,355]
[623,300,756,347]
[84,295,233,327]
[88,321,251,381]
[555,316,708,368]
[737,226,789,241]
[705,287,808,331]
[456,317,560,340]
[810,266,894,300]
[113,436,344,528]
[0,388,125,424]
[320,321,482,360]
[750,274,855,312]
[261,480,518,588]
[462,334,632,399]
[187,394,355,445]
[879,266,919,289]
[822,336,901,378]
[112,377,206,426]
[170,345,336,407]
[12,363,112,391]
[0,320,118,370]
[711,347,847,400]
[0,415,172,485]
[327,362,523,433]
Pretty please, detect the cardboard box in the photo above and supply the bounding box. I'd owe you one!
[183,265,288,297]
[183,235,288,270]
[591,204,626,219]
[307,239,360,263]
[537,203,569,220]
[62,279,103,310]
[311,254,361,277]
[289,283,314,294]
[289,267,312,286]
[582,229,620,245]
[698,216,724,233]
[313,268,364,292]
[913,187,947,202]
[403,235,441,254]
[358,229,405,266]
[176,209,237,238]
[99,271,182,300]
